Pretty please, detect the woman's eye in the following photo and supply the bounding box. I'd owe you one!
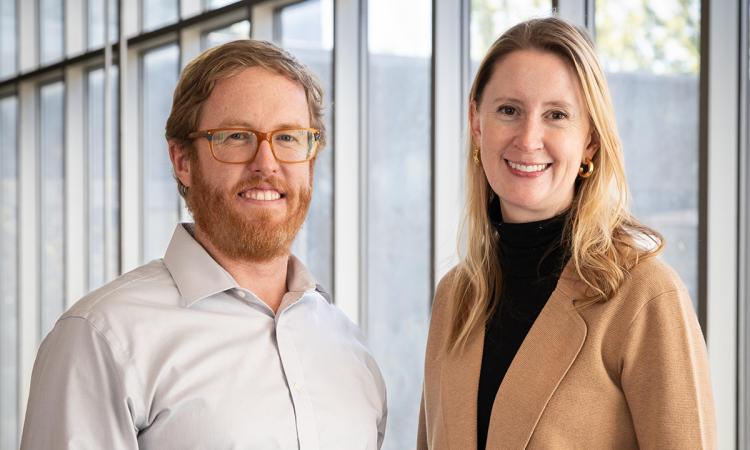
[498,105,516,116]
[549,111,568,120]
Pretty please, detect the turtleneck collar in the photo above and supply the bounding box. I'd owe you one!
[488,197,570,278]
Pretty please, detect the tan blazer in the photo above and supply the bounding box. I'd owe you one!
[418,257,715,449]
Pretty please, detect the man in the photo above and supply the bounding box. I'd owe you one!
[21,40,387,449]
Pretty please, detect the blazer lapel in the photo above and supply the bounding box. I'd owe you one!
[440,324,485,449]
[486,264,588,449]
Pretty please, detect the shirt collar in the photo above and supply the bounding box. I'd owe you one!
[164,224,239,307]
[163,223,319,308]
[286,254,318,294]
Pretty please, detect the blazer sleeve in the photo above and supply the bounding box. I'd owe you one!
[416,268,457,450]
[417,391,427,449]
[619,287,716,449]
[20,317,140,450]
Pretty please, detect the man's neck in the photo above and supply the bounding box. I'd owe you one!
[192,225,289,313]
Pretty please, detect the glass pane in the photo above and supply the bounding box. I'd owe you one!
[279,0,332,50]
[596,0,700,306]
[142,0,178,32]
[367,0,431,447]
[201,20,251,50]
[87,0,118,49]
[39,0,64,64]
[0,95,18,450]
[277,0,333,291]
[738,0,750,440]
[0,0,17,78]
[204,0,235,10]
[142,44,180,263]
[470,0,552,63]
[39,81,65,337]
[87,67,120,290]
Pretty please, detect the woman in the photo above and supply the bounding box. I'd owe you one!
[418,17,715,449]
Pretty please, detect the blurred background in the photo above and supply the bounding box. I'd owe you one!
[0,0,748,448]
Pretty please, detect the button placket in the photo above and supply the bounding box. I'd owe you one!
[275,307,320,450]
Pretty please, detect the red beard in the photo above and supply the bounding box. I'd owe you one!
[186,162,311,262]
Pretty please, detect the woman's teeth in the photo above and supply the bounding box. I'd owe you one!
[507,161,548,172]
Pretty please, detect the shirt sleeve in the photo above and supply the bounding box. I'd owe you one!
[21,316,140,450]
[377,402,387,449]
[620,288,716,449]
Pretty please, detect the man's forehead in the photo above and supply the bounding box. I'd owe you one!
[198,68,310,129]
[212,66,304,91]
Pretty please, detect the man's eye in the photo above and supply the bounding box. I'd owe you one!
[228,132,250,140]
[276,133,299,143]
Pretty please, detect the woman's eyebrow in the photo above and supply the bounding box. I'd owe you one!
[542,100,575,110]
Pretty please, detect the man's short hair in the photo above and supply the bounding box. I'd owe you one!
[165,39,326,198]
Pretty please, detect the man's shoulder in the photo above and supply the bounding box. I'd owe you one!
[64,259,179,322]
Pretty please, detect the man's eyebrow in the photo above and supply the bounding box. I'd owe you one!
[212,121,306,130]
[214,120,255,129]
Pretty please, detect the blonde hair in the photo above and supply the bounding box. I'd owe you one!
[165,39,326,198]
[448,17,663,351]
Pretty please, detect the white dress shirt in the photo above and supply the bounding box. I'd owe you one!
[21,224,387,450]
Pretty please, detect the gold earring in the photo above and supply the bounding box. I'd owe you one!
[473,146,481,165]
[578,158,594,178]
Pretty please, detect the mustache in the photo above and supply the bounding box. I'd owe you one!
[232,175,289,194]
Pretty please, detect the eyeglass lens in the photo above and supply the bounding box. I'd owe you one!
[210,129,316,163]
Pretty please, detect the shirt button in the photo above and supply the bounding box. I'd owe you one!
[236,290,246,299]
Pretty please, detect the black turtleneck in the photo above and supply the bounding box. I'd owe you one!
[477,205,570,450]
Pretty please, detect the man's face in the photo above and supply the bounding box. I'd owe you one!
[179,67,314,262]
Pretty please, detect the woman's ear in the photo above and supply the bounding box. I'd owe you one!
[169,140,192,188]
[469,100,482,147]
[585,129,600,160]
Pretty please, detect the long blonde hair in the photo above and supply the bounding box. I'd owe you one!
[448,17,663,351]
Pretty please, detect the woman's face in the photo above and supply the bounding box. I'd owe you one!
[470,49,597,223]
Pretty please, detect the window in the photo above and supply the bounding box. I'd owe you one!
[0,1,741,446]
[142,0,179,32]
[205,0,236,11]
[87,0,118,49]
[595,0,701,306]
[277,0,333,290]
[470,0,552,69]
[0,0,16,79]
[201,20,251,49]
[142,44,180,263]
[38,0,64,65]
[86,67,120,289]
[39,81,65,337]
[0,94,18,450]
[366,0,432,447]
[739,0,750,444]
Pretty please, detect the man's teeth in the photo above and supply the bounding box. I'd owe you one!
[508,161,548,172]
[242,190,281,201]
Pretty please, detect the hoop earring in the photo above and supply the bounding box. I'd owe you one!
[473,146,481,165]
[578,158,594,178]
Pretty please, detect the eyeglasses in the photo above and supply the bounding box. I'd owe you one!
[187,127,321,164]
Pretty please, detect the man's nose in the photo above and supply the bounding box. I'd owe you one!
[247,139,280,174]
